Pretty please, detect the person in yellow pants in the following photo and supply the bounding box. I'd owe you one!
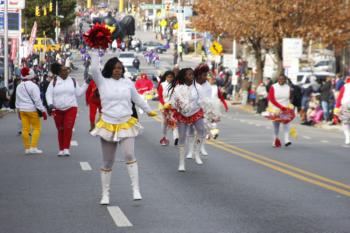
[16,67,47,154]
[19,112,42,152]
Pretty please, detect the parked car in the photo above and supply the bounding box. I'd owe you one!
[141,41,168,53]
[296,71,336,86]
[118,52,136,67]
[313,60,335,72]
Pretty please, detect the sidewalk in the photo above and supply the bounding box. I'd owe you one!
[234,103,343,132]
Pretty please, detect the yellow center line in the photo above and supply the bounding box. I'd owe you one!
[150,115,350,197]
[207,141,350,197]
[213,139,350,191]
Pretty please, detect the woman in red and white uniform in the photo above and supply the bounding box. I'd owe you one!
[267,75,294,147]
[157,70,178,146]
[334,76,350,145]
[46,63,89,156]
[187,64,228,159]
[169,68,206,171]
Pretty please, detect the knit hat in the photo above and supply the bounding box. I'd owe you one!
[21,67,35,80]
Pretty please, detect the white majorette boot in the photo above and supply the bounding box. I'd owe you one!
[100,169,112,205]
[127,161,142,200]
[178,146,186,172]
[200,139,209,156]
[194,139,204,165]
[173,128,179,146]
[186,136,195,159]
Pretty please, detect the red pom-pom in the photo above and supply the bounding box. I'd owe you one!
[83,23,112,49]
[21,67,30,77]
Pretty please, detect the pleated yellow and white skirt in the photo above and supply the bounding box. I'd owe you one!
[90,117,143,142]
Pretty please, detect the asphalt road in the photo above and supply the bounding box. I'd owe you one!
[1,35,350,233]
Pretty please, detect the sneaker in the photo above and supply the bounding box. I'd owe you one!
[174,138,179,146]
[285,142,292,147]
[63,149,70,157]
[160,137,169,146]
[57,150,64,157]
[30,148,43,154]
[25,149,31,154]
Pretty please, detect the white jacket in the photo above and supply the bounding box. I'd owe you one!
[45,76,88,111]
[91,54,152,124]
[16,81,46,112]
[170,83,203,117]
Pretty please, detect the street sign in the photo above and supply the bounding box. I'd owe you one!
[0,12,20,31]
[139,4,163,10]
[0,0,25,9]
[283,38,303,68]
[210,41,223,55]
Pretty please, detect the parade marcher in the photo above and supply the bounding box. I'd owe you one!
[186,64,228,159]
[169,68,206,171]
[86,78,102,131]
[334,76,350,145]
[157,70,178,146]
[266,75,295,148]
[46,63,88,157]
[90,53,157,204]
[135,73,154,114]
[16,67,47,154]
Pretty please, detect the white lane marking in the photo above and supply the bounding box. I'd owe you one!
[266,127,271,130]
[255,124,261,127]
[321,140,329,143]
[107,206,133,227]
[80,162,92,171]
[248,122,254,125]
[71,140,78,146]
[303,136,311,140]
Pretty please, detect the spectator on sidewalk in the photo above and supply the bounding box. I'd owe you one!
[177,43,183,61]
[320,76,333,122]
[240,77,250,105]
[256,81,268,114]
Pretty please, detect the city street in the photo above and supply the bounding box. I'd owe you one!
[1,47,350,233]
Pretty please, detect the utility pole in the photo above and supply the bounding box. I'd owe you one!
[152,0,155,31]
[55,0,58,43]
[4,0,8,88]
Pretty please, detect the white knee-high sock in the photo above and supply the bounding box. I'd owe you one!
[173,127,179,140]
[273,122,280,139]
[283,123,290,143]
[343,124,350,143]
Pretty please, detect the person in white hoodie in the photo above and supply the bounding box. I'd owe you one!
[90,52,157,205]
[334,76,350,145]
[16,67,47,154]
[46,63,88,157]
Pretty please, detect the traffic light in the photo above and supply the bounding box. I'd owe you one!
[49,1,53,12]
[35,6,40,17]
[43,6,47,16]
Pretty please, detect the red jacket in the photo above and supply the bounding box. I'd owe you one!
[86,80,101,107]
[135,78,154,95]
